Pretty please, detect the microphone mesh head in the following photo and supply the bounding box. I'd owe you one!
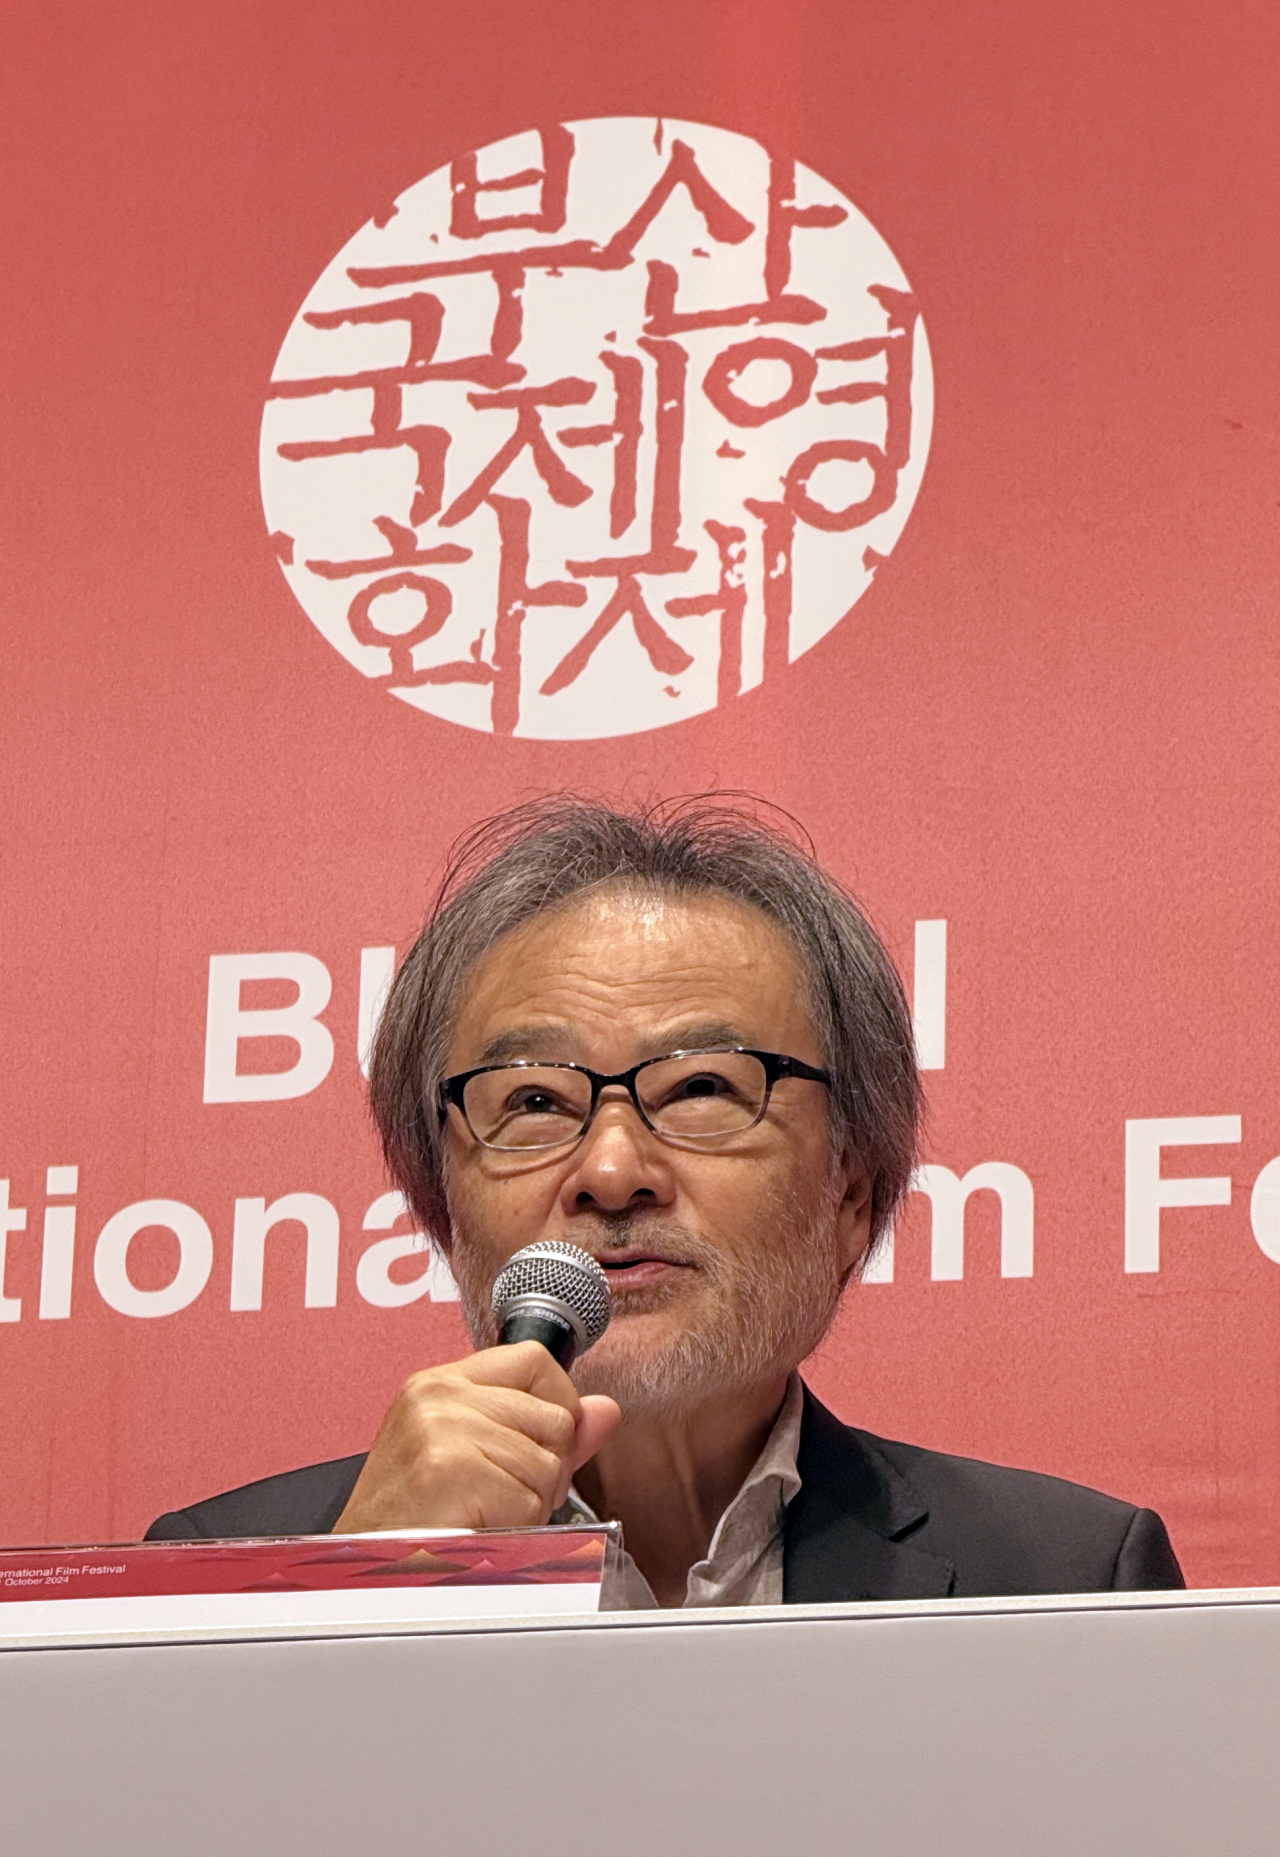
[491,1241,612,1351]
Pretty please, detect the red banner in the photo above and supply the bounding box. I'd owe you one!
[2,0,1277,1587]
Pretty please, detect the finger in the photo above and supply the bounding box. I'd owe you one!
[429,1450,552,1531]
[335,1420,562,1534]
[571,1395,622,1471]
[471,1427,567,1514]
[462,1384,578,1457]
[550,1456,576,1514]
[449,1342,583,1415]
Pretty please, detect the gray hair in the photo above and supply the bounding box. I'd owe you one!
[368,794,921,1252]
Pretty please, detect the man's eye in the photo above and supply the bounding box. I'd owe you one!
[506,1089,575,1116]
[669,1070,736,1100]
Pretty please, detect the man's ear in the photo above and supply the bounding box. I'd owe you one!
[833,1148,876,1279]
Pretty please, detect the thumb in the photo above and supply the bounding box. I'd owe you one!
[571,1394,622,1469]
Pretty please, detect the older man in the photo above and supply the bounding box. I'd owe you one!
[149,797,1182,1604]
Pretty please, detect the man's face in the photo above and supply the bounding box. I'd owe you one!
[442,887,872,1414]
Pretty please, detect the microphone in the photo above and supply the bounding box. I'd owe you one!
[491,1241,612,1370]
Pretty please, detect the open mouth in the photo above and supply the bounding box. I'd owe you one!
[597,1254,688,1286]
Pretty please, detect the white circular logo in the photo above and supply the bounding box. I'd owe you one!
[260,117,932,740]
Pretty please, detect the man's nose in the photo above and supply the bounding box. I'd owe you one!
[559,1089,676,1213]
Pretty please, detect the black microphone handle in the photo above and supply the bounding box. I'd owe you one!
[498,1303,581,1369]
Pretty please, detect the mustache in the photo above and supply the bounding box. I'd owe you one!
[576,1212,725,1272]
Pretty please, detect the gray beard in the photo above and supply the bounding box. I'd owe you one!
[448,1191,847,1420]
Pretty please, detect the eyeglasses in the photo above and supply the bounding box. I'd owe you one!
[440,1048,833,1152]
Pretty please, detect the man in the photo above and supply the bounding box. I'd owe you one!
[149,796,1183,1604]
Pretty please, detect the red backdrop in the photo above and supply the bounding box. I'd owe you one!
[2,0,1278,1586]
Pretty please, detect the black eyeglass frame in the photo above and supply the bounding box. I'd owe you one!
[440,1047,834,1151]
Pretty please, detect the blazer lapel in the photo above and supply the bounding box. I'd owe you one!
[783,1387,954,1604]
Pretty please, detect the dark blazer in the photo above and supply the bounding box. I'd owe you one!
[146,1386,1184,1600]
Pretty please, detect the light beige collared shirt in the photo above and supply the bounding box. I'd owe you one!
[556,1374,805,1609]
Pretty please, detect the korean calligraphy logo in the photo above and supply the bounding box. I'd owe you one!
[260,117,933,740]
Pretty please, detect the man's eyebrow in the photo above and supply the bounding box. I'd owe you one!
[646,1019,751,1056]
[471,1020,753,1067]
[474,1026,576,1064]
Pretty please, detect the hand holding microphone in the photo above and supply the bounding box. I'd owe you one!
[332,1244,620,1534]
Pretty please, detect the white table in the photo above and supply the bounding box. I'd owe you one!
[2,1587,1277,1855]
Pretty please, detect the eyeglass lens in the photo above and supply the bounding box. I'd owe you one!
[461,1052,771,1150]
